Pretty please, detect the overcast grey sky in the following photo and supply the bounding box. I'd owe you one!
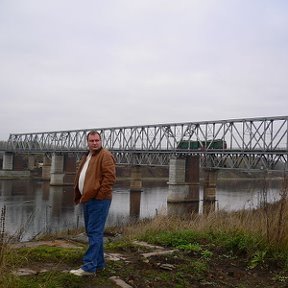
[0,0,287,140]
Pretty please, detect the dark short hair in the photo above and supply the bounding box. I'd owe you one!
[86,130,101,141]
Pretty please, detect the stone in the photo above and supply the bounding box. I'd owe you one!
[109,276,133,288]
[13,268,38,276]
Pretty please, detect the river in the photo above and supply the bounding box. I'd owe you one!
[0,178,283,242]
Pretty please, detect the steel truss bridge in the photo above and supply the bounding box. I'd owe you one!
[5,116,288,171]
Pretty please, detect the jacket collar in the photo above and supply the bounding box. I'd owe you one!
[86,147,103,156]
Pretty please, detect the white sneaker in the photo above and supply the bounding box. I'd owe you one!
[69,268,95,276]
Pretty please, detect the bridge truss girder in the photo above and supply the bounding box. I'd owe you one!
[5,116,288,171]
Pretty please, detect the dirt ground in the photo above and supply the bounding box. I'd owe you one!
[106,242,288,288]
[11,238,288,288]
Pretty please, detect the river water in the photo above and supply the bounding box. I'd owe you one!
[0,178,283,242]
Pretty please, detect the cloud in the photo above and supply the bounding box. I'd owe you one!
[0,0,288,139]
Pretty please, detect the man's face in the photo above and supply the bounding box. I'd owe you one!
[87,133,102,152]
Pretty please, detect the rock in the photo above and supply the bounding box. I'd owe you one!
[109,276,133,288]
[105,252,128,262]
[142,249,176,258]
[13,268,38,276]
[133,241,164,250]
[159,263,175,271]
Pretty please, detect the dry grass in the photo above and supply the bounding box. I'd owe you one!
[0,206,9,278]
[124,173,288,250]
[0,206,6,263]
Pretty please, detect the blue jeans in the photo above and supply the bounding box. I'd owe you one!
[81,199,111,272]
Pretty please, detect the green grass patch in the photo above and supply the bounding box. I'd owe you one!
[105,240,137,251]
[8,246,84,267]
[205,230,266,256]
[176,242,202,252]
[138,229,265,259]
[139,230,205,248]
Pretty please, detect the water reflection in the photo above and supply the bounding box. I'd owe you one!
[0,178,282,241]
[129,191,141,219]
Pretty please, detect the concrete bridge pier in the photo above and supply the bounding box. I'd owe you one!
[63,153,77,185]
[0,152,30,178]
[49,153,77,185]
[203,169,218,213]
[2,152,13,170]
[28,155,35,170]
[130,165,142,192]
[50,153,64,186]
[129,165,142,220]
[167,156,200,216]
[42,155,51,180]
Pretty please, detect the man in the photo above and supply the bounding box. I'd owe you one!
[70,130,116,276]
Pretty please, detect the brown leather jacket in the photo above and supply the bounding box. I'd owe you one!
[74,147,116,204]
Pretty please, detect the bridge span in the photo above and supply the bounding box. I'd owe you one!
[3,115,288,171]
[1,115,287,207]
